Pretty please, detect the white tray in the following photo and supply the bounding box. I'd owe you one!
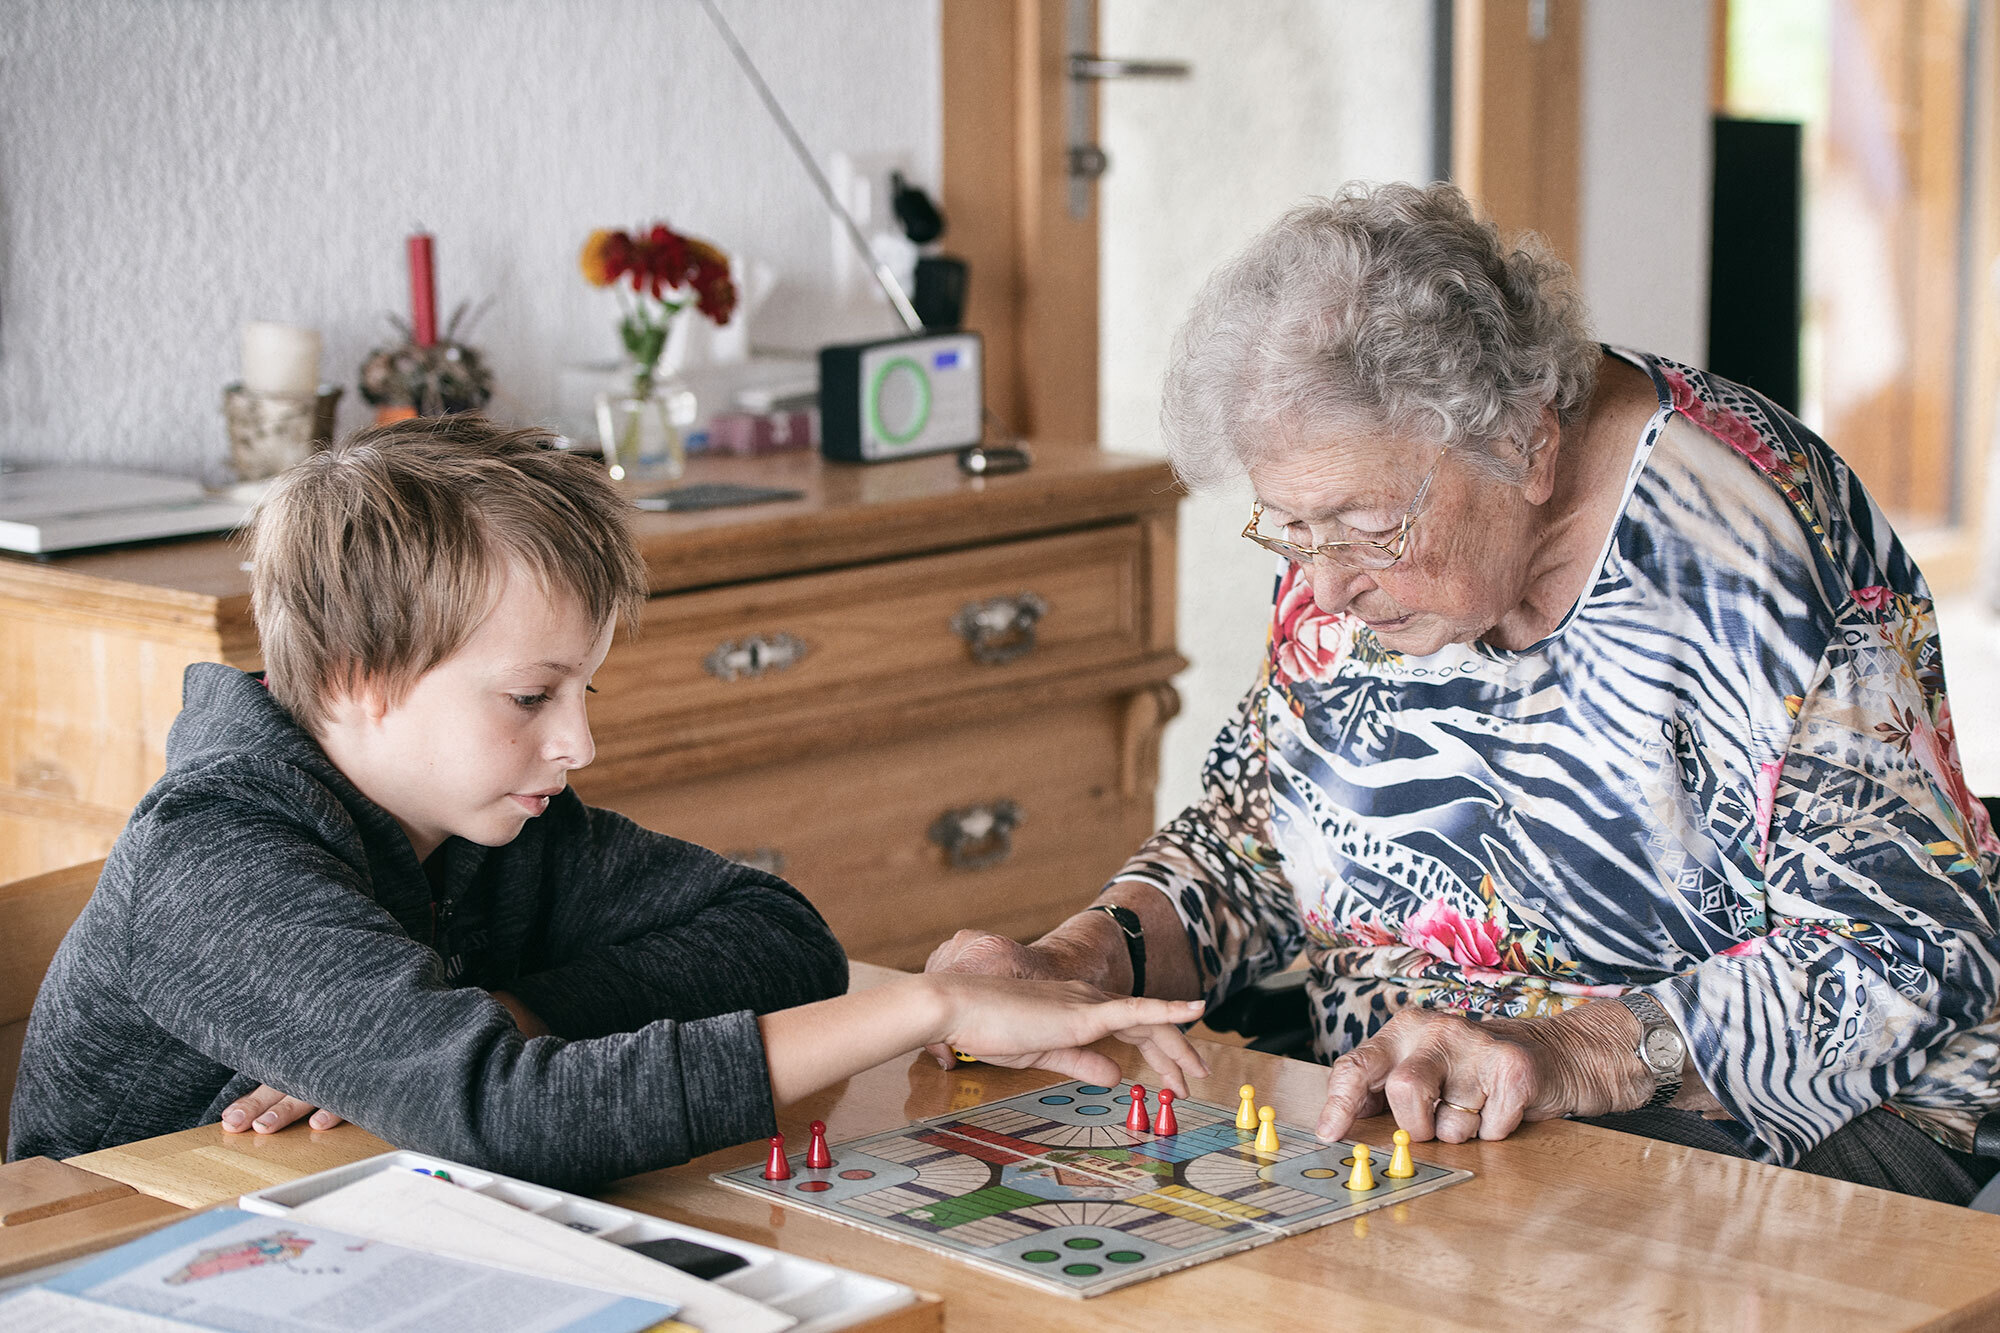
[237,1150,919,1333]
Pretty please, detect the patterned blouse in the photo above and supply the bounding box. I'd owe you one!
[1111,349,2000,1165]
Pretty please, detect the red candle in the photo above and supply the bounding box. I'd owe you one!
[407,232,437,346]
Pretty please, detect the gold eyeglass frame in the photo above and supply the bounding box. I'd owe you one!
[1241,446,1449,570]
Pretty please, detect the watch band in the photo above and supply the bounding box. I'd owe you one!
[1087,903,1146,997]
[1614,991,1684,1109]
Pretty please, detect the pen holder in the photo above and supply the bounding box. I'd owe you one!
[224,384,343,482]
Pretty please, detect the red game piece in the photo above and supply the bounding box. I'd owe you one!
[806,1120,833,1170]
[762,1133,793,1181]
[1155,1088,1179,1136]
[1125,1084,1151,1134]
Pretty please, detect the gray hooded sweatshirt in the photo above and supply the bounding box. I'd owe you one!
[8,663,847,1188]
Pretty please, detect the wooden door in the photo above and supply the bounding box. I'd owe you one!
[941,0,1099,448]
[1817,0,1976,523]
[1451,0,1584,265]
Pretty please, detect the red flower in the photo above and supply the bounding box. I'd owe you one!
[1270,563,1343,685]
[646,225,690,286]
[583,220,736,328]
[1852,585,1894,613]
[1402,898,1504,972]
[694,262,736,323]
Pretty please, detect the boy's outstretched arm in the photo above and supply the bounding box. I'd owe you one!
[758,974,1210,1105]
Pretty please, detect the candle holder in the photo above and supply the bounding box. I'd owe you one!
[358,305,493,423]
[223,384,344,482]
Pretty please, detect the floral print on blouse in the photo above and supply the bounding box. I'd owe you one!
[1111,348,2000,1165]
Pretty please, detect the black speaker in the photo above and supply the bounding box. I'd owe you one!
[1709,116,1804,413]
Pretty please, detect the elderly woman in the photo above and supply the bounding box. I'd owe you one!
[929,180,2000,1203]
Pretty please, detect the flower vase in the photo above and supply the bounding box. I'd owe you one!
[595,368,694,482]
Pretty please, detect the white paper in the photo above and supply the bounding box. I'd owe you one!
[291,1168,794,1333]
[0,1287,191,1332]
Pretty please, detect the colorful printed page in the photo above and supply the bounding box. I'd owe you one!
[1,1208,675,1333]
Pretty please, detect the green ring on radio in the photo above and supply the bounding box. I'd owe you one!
[868,356,932,446]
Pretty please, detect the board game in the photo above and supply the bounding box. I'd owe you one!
[714,1081,1473,1297]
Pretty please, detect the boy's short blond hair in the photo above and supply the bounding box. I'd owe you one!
[246,416,647,734]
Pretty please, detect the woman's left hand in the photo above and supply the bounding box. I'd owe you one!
[1314,1001,1652,1144]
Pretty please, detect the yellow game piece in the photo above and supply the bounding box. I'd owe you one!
[1236,1083,1258,1130]
[1347,1142,1375,1192]
[1254,1105,1280,1154]
[1386,1128,1416,1179]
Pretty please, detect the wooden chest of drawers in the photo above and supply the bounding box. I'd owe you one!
[0,447,1183,968]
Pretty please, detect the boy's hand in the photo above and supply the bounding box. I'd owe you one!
[930,974,1210,1097]
[220,1087,343,1134]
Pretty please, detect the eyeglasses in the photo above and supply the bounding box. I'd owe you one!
[1241,447,1448,571]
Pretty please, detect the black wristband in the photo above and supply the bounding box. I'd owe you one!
[1087,903,1146,997]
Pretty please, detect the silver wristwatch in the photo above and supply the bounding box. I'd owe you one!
[1613,992,1684,1109]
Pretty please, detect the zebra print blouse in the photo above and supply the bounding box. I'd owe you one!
[1111,348,2000,1164]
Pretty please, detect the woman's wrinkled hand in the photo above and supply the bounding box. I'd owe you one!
[922,930,1097,1067]
[924,929,1079,983]
[1314,1002,1650,1145]
[926,973,1208,1097]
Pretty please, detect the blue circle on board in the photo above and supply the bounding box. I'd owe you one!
[1039,1095,1074,1106]
[1113,1094,1131,1104]
[1076,1085,1111,1095]
[1076,1105,1110,1116]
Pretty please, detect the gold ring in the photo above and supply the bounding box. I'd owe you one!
[1439,1098,1483,1115]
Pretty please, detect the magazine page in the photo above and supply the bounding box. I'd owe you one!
[4,1208,676,1333]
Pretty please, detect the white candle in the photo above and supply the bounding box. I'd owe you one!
[242,321,322,397]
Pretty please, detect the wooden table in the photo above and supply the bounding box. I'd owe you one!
[0,1156,186,1278]
[30,963,2000,1330]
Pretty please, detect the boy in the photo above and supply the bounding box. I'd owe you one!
[8,418,1205,1188]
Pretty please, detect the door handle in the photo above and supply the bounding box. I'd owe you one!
[1064,0,1193,216]
[1068,55,1192,81]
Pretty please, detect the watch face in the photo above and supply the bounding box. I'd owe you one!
[1642,1026,1684,1070]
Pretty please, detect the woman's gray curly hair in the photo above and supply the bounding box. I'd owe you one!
[1160,181,1599,490]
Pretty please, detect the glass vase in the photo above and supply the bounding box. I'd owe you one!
[595,369,694,482]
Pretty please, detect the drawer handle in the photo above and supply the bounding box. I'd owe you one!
[928,799,1022,871]
[724,847,789,876]
[950,592,1048,665]
[704,632,809,681]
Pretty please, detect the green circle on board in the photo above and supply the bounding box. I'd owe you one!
[1063,1237,1103,1249]
[867,356,932,445]
[1106,1251,1145,1264]
[1021,1250,1059,1263]
[1063,1263,1103,1277]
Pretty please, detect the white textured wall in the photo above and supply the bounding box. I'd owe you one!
[1578,0,1713,363]
[0,0,938,476]
[1098,1,1435,822]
